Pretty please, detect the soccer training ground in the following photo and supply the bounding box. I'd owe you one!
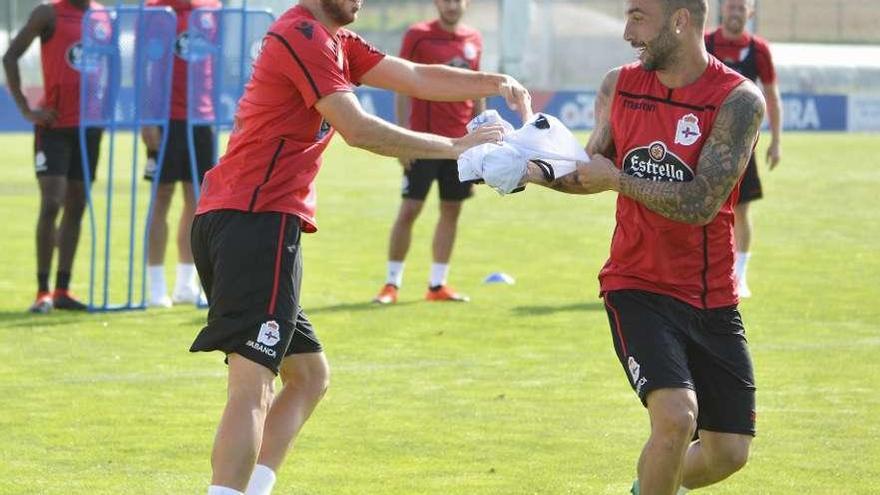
[0,132,877,494]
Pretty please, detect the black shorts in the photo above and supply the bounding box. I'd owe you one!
[737,154,762,204]
[190,210,322,374]
[402,159,473,201]
[34,126,103,180]
[603,289,756,436]
[143,120,214,184]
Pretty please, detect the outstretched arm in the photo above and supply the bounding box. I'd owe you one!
[614,82,766,225]
[2,4,56,126]
[763,80,782,169]
[360,55,532,121]
[315,91,503,160]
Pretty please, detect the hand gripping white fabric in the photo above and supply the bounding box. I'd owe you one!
[458,112,588,194]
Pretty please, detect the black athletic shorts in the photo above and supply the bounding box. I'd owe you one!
[143,120,214,184]
[737,154,762,204]
[603,289,756,436]
[34,126,103,180]
[190,210,322,374]
[402,159,473,201]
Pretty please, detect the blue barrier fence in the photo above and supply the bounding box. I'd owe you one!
[2,86,876,132]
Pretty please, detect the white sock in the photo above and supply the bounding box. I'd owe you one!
[386,261,404,287]
[208,486,243,495]
[176,263,198,292]
[430,262,449,288]
[245,464,277,495]
[735,251,751,283]
[677,487,690,494]
[148,265,167,299]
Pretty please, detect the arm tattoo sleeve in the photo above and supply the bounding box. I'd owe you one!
[617,83,766,225]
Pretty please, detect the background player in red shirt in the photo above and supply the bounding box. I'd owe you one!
[140,0,220,308]
[3,0,103,313]
[189,1,531,493]
[522,1,764,493]
[374,0,483,305]
[705,0,783,297]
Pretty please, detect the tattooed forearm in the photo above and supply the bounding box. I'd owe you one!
[618,83,766,225]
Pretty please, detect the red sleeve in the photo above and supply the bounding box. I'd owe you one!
[345,31,386,84]
[398,27,417,60]
[753,37,777,85]
[268,25,352,108]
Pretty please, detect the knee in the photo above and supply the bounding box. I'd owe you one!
[39,197,63,219]
[649,393,698,443]
[281,358,330,400]
[710,439,750,475]
[396,204,423,225]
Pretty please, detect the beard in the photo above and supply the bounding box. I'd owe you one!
[440,11,462,26]
[320,0,357,26]
[724,16,745,35]
[641,22,680,71]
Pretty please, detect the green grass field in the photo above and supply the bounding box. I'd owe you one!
[0,131,878,494]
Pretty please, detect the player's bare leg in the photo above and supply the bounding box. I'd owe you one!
[637,388,698,495]
[56,179,87,274]
[255,352,329,470]
[178,182,198,264]
[146,183,174,306]
[210,353,276,491]
[681,430,751,489]
[432,200,462,265]
[35,176,66,279]
[733,202,752,296]
[148,182,175,266]
[388,198,425,263]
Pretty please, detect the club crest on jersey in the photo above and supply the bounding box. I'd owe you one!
[66,42,84,71]
[174,32,190,59]
[675,113,702,146]
[316,119,332,140]
[463,41,478,61]
[295,21,314,40]
[446,57,470,69]
[623,141,694,183]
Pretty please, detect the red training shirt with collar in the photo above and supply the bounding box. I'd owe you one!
[147,0,220,121]
[704,28,776,85]
[39,0,104,128]
[399,19,482,138]
[195,5,385,232]
[600,57,749,309]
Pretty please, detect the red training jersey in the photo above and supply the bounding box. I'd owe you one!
[195,5,385,232]
[39,0,103,128]
[704,28,776,85]
[399,19,482,138]
[147,0,220,120]
[600,57,748,309]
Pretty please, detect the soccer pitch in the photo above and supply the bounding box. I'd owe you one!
[0,132,877,494]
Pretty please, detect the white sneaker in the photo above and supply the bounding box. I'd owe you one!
[737,280,752,298]
[172,285,201,304]
[149,294,173,308]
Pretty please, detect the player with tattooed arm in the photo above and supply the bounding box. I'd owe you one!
[523,1,765,494]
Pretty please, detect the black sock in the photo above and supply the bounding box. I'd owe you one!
[38,272,50,293]
[55,271,71,291]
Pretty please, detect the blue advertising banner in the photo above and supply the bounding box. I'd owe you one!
[0,86,857,133]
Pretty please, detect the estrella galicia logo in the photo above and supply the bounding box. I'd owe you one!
[316,119,332,140]
[66,42,84,71]
[295,21,314,40]
[623,141,694,182]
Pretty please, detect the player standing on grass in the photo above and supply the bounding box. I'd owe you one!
[3,0,104,313]
[140,0,221,308]
[522,1,763,493]
[705,0,782,297]
[189,1,531,493]
[373,0,483,305]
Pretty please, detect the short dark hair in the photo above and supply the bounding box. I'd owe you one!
[663,0,708,28]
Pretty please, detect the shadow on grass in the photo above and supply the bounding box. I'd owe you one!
[510,301,605,316]
[0,310,93,328]
[307,300,420,314]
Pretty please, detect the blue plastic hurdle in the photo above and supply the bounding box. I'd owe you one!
[78,5,177,312]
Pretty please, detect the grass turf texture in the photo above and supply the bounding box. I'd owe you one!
[0,132,877,494]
